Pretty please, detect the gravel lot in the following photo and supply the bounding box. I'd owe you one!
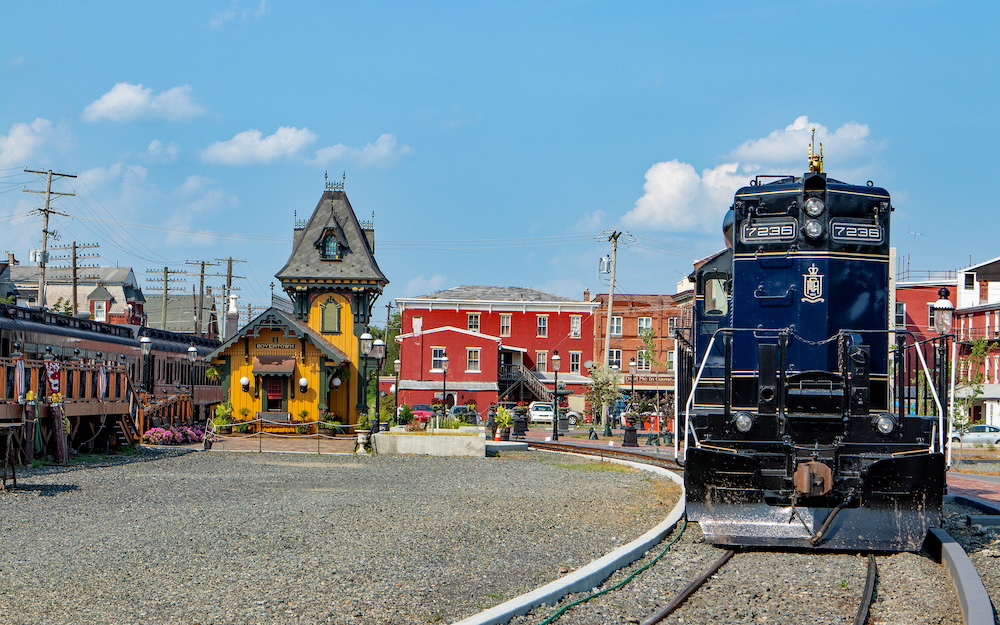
[0,448,678,625]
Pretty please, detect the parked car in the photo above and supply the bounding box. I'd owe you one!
[410,404,435,423]
[449,405,479,424]
[951,424,1000,446]
[564,410,580,426]
[528,401,554,423]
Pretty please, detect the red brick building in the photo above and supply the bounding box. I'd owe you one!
[592,293,686,399]
[395,286,598,413]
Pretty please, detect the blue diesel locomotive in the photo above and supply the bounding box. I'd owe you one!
[679,144,947,551]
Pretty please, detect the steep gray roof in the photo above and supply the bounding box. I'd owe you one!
[412,286,575,302]
[86,285,114,301]
[275,190,387,285]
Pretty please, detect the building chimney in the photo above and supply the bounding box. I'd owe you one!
[225,293,240,341]
[583,289,591,301]
[7,253,18,266]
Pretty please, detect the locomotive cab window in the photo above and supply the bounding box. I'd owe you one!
[703,273,730,317]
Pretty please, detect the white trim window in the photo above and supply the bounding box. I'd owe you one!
[94,301,107,322]
[895,302,906,329]
[667,350,675,372]
[636,349,652,371]
[667,316,677,334]
[536,315,548,338]
[637,317,652,333]
[569,351,582,374]
[608,349,622,368]
[431,347,447,370]
[569,315,582,338]
[499,314,511,337]
[467,313,480,333]
[610,316,623,336]
[535,351,547,372]
[466,348,481,372]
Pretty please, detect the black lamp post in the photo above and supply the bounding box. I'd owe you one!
[623,359,639,447]
[932,287,955,448]
[372,338,386,429]
[439,353,449,430]
[604,363,619,437]
[140,336,152,393]
[393,358,401,417]
[551,350,561,441]
[359,330,373,423]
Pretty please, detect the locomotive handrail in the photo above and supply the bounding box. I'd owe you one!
[681,326,952,462]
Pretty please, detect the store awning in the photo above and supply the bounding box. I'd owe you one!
[252,356,296,377]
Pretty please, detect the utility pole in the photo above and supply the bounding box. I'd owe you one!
[23,169,76,309]
[146,267,186,331]
[602,231,621,436]
[50,242,100,315]
[215,257,245,338]
[185,260,222,337]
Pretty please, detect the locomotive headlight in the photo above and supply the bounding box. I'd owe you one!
[804,197,825,217]
[872,413,897,435]
[804,219,824,239]
[733,411,755,433]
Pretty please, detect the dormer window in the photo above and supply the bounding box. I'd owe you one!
[314,226,346,261]
[322,236,340,260]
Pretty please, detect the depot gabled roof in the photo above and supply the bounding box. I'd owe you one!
[206,306,347,364]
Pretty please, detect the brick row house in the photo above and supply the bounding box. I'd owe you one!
[592,292,688,406]
[394,286,598,414]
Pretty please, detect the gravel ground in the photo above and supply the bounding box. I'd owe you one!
[942,501,1000,622]
[0,448,678,625]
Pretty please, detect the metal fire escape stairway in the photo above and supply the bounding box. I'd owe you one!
[498,364,553,403]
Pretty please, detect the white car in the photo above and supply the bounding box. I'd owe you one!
[528,402,554,423]
[951,424,1000,446]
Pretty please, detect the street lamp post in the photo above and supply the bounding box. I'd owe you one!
[623,360,639,447]
[932,287,955,455]
[604,363,619,438]
[140,336,152,394]
[439,354,449,431]
[551,351,561,441]
[393,358,401,418]
[371,338,386,430]
[359,330,373,426]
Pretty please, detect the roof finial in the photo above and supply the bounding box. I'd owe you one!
[808,127,824,173]
[325,171,345,192]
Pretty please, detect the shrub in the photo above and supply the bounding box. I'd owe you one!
[143,426,204,445]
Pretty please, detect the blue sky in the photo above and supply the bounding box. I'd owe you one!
[2,1,998,326]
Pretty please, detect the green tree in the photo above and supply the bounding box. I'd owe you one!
[955,337,996,429]
[585,364,622,422]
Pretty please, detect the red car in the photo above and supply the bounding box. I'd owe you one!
[410,404,435,423]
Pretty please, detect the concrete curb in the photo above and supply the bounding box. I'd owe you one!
[946,494,1000,516]
[925,528,996,625]
[451,455,685,625]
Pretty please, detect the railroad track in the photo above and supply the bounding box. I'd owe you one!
[486,441,995,625]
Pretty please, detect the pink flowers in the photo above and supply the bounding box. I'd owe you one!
[142,426,204,445]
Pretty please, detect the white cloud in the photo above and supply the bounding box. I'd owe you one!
[210,0,269,28]
[624,116,878,233]
[202,127,317,165]
[82,83,206,122]
[403,274,448,297]
[147,139,179,162]
[314,133,412,167]
[0,118,59,167]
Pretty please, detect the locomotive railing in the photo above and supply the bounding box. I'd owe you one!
[678,327,954,463]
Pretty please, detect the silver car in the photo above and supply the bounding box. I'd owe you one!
[951,424,1000,446]
[528,402,554,423]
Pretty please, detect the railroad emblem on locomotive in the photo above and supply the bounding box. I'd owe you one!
[801,264,825,303]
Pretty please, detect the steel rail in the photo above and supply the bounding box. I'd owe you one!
[640,549,735,625]
[855,554,877,625]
